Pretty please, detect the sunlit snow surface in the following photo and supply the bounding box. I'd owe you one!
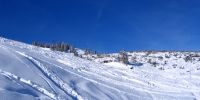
[0,37,200,100]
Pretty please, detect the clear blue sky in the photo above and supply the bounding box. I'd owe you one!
[1,0,200,52]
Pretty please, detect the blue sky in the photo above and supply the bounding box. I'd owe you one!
[1,0,200,52]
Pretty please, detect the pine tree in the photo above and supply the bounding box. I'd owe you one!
[118,50,129,64]
[32,41,37,46]
[74,50,79,56]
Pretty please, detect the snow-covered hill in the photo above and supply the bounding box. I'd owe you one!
[0,37,200,100]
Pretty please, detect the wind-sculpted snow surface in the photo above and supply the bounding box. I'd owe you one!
[0,37,200,100]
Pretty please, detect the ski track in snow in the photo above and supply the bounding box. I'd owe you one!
[10,49,200,99]
[15,51,84,100]
[0,37,200,100]
[13,48,153,99]
[39,56,153,100]
[6,47,58,96]
[0,69,57,100]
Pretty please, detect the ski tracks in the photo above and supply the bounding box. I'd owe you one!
[0,69,57,100]
[16,51,84,100]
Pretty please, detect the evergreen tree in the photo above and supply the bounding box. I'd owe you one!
[118,50,129,64]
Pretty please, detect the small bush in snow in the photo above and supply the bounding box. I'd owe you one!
[179,66,184,69]
[165,54,170,58]
[158,56,163,60]
[147,59,152,63]
[131,56,137,63]
[172,64,177,67]
[184,55,192,62]
[164,61,167,65]
[152,62,159,67]
[148,59,158,67]
[159,67,164,70]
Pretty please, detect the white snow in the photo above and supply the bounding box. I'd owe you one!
[0,37,200,100]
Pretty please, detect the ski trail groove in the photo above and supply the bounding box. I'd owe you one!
[0,69,57,100]
[36,53,153,100]
[7,47,58,95]
[16,51,84,100]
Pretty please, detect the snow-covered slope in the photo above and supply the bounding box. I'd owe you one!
[0,37,200,100]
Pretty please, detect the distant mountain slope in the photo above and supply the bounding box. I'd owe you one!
[0,37,199,100]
